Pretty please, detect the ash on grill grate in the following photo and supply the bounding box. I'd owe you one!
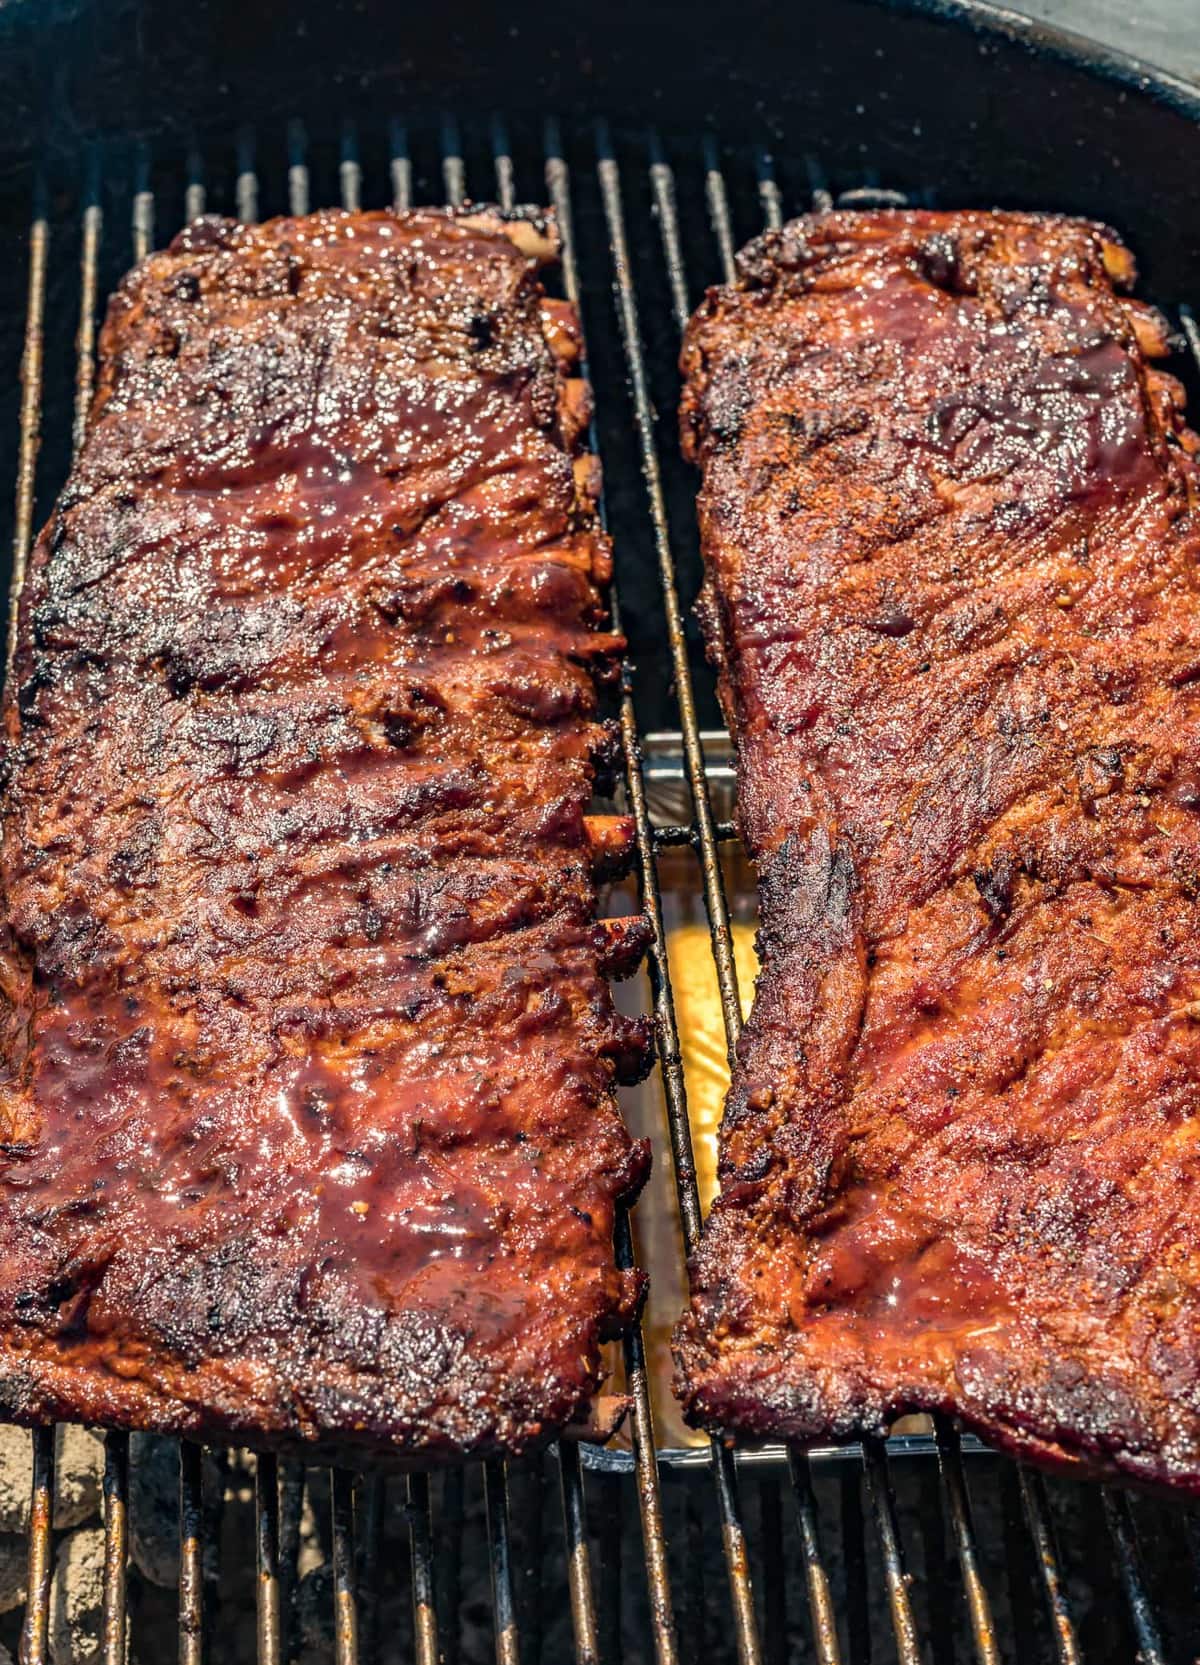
[4,113,1198,1665]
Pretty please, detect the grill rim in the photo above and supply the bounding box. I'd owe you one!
[882,0,1200,122]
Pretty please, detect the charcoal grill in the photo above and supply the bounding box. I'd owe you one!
[4,1,1200,1660]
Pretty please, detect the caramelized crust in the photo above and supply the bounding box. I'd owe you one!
[0,208,650,1462]
[674,209,1200,1490]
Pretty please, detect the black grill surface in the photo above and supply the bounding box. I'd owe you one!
[4,114,1200,1665]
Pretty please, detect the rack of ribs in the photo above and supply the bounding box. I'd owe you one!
[0,207,652,1462]
[674,209,1200,1490]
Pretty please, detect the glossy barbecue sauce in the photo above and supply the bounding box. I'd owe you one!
[0,210,649,1454]
[677,210,1200,1483]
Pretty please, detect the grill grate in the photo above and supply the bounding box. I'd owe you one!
[5,115,1194,1665]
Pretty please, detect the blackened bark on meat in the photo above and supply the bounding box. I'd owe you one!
[0,208,650,1464]
[674,209,1200,1494]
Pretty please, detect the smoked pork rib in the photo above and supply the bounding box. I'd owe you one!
[674,209,1200,1489]
[0,208,652,1460]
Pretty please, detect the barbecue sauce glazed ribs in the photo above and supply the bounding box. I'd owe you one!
[674,210,1200,1490]
[0,208,652,1461]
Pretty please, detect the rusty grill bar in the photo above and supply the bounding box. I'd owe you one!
[5,117,1192,1664]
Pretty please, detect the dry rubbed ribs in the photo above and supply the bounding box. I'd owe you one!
[0,208,652,1462]
[674,209,1200,1490]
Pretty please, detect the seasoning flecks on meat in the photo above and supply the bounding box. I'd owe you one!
[0,208,650,1462]
[674,210,1200,1491]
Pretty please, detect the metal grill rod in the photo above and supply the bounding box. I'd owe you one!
[1102,1490,1165,1665]
[560,1441,602,1665]
[933,1419,1000,1665]
[185,146,206,223]
[340,122,362,214]
[862,1439,921,1665]
[469,120,679,1665]
[786,1450,841,1665]
[809,171,835,216]
[20,1427,55,1665]
[390,121,412,213]
[756,152,783,233]
[641,127,849,1664]
[73,155,103,453]
[1179,301,1200,363]
[484,1460,520,1665]
[407,1472,440,1665]
[609,120,878,1665]
[492,117,516,211]
[702,137,738,288]
[648,137,690,332]
[236,128,259,225]
[546,118,704,1232]
[255,1452,282,1665]
[288,119,311,217]
[614,1210,677,1665]
[596,127,745,1052]
[179,1440,205,1665]
[686,143,841,1663]
[592,110,739,1192]
[1017,1469,1081,1665]
[331,1468,359,1665]
[132,144,154,262]
[442,116,466,207]
[101,1432,130,1665]
[590,140,767,1658]
[8,183,47,669]
[543,116,681,1665]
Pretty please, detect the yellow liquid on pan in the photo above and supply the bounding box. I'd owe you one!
[664,920,758,1211]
